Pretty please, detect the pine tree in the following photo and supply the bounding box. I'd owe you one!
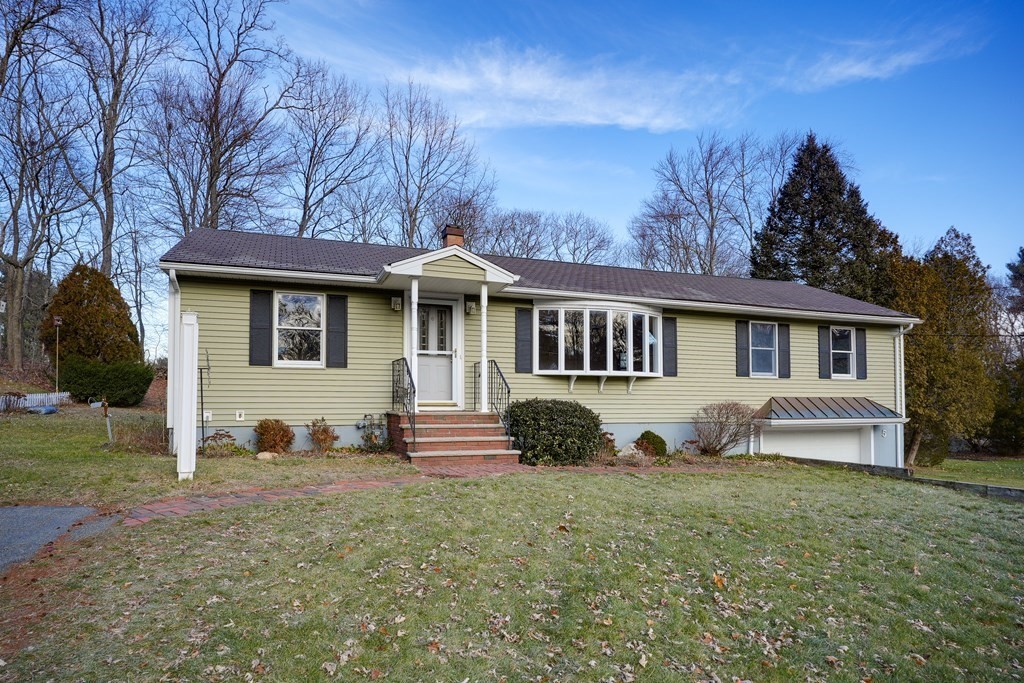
[38,264,142,364]
[750,132,901,306]
[1008,246,1024,313]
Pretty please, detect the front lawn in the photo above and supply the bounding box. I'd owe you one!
[914,457,1024,489]
[2,469,1021,681]
[0,407,415,509]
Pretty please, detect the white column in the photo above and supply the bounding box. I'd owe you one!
[479,283,488,412]
[176,312,199,480]
[166,277,180,445]
[409,277,419,413]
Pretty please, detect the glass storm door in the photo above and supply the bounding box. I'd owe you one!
[417,304,455,402]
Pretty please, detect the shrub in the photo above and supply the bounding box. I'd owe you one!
[693,401,761,456]
[39,264,141,364]
[617,440,654,467]
[61,356,154,407]
[305,417,338,453]
[112,413,167,454]
[200,429,250,457]
[507,398,603,466]
[636,430,667,459]
[254,418,294,453]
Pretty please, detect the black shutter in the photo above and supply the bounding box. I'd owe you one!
[662,317,677,377]
[855,328,867,380]
[249,289,273,366]
[326,295,348,368]
[735,320,750,377]
[818,326,831,379]
[515,307,533,373]
[778,323,791,378]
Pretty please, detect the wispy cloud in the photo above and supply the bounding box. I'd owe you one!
[408,41,746,133]
[275,4,983,134]
[783,26,982,92]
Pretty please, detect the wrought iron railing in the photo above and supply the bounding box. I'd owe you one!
[392,357,416,451]
[474,360,512,448]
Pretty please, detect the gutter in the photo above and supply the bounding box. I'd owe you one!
[505,285,922,326]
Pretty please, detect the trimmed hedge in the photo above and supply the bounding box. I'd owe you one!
[636,430,667,458]
[507,398,603,466]
[61,356,154,407]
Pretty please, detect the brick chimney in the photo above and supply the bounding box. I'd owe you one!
[441,224,465,248]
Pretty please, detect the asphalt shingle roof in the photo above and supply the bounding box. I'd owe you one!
[160,229,914,319]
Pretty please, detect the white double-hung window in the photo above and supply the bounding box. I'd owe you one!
[275,292,324,366]
[535,304,661,376]
[830,326,854,378]
[749,321,777,377]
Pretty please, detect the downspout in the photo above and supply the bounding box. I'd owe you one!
[167,270,180,451]
[894,323,915,467]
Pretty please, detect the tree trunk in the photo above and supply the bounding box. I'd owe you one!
[4,265,25,371]
[905,427,924,469]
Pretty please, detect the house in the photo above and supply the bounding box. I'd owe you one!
[160,226,918,477]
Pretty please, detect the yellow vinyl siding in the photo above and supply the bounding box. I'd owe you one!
[178,277,900,428]
[482,298,898,421]
[422,255,486,281]
[179,278,402,427]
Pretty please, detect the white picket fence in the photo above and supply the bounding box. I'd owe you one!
[0,391,71,411]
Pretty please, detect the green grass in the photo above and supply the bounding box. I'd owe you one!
[2,469,1021,681]
[915,457,1024,488]
[0,407,415,509]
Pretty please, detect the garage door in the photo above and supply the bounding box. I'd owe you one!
[761,428,864,464]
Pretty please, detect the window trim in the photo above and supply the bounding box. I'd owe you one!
[830,325,855,379]
[533,302,663,377]
[273,291,325,368]
[749,320,778,378]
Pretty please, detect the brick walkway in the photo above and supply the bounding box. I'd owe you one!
[121,462,718,527]
[122,465,533,527]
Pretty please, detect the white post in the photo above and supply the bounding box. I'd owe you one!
[167,275,180,446]
[409,277,419,413]
[176,312,199,480]
[479,283,488,412]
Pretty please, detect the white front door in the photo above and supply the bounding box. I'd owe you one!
[417,304,455,403]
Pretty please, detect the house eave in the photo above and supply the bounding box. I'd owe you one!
[763,417,908,428]
[159,261,380,286]
[502,286,922,326]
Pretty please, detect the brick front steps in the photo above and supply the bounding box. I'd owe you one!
[387,411,521,465]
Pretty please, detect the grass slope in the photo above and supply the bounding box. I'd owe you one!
[2,469,1021,681]
[915,458,1024,489]
[0,409,415,509]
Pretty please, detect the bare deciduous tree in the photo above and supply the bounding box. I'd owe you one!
[468,208,547,259]
[549,211,614,264]
[1,48,86,369]
[632,131,801,277]
[143,0,293,236]
[285,59,378,238]
[58,0,169,276]
[382,80,489,248]
[632,132,746,276]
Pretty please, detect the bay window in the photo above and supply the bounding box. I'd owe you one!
[535,304,661,375]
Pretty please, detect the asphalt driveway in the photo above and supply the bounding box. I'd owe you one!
[0,506,117,575]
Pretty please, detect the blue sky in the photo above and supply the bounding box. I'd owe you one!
[271,0,1023,273]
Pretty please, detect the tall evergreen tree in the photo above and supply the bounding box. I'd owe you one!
[1008,246,1024,313]
[894,228,996,466]
[750,132,901,306]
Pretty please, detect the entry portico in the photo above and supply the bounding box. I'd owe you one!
[378,229,518,411]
